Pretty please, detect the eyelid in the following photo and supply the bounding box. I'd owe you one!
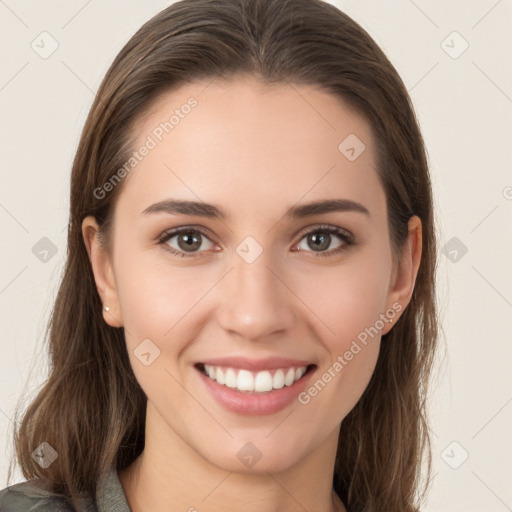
[293,223,353,242]
[157,225,216,243]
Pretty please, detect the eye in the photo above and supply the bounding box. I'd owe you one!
[293,225,354,258]
[157,227,216,258]
[157,224,355,259]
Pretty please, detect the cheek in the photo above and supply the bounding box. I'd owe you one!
[114,247,208,336]
[292,249,390,410]
[296,250,391,345]
[113,254,204,406]
[297,269,385,420]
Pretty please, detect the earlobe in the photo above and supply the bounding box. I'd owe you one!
[81,215,123,328]
[382,215,422,335]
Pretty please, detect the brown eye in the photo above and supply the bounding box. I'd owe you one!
[158,228,215,258]
[294,225,354,258]
[176,231,203,252]
[304,232,336,252]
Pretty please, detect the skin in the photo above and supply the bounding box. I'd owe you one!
[82,76,422,512]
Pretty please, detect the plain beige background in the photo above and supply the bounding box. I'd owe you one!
[0,1,511,510]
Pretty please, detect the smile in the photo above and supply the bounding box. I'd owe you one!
[194,357,317,415]
[200,364,310,393]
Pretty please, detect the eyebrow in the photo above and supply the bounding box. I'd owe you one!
[141,198,370,220]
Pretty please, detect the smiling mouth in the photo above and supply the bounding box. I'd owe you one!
[195,363,316,394]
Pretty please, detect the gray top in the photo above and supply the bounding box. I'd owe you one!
[0,466,131,511]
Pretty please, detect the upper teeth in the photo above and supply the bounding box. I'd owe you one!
[203,365,308,393]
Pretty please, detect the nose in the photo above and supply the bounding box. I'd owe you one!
[216,247,296,342]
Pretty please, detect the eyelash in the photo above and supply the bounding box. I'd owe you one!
[156,224,355,259]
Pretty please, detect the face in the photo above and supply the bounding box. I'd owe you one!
[84,76,417,475]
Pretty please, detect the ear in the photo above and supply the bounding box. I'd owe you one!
[81,215,123,328]
[381,215,422,335]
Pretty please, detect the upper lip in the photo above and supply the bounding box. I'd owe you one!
[197,356,316,372]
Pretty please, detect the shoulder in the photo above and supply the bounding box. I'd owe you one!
[0,478,95,511]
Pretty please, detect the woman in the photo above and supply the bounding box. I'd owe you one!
[0,0,439,510]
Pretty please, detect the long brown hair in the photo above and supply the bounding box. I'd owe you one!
[7,1,440,510]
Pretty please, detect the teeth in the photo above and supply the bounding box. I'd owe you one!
[272,369,285,389]
[225,368,237,388]
[202,364,308,393]
[237,370,254,391]
[284,368,295,386]
[254,371,273,392]
[215,367,225,385]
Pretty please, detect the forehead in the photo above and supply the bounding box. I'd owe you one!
[117,76,385,223]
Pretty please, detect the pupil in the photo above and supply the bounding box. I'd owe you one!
[178,232,201,251]
[309,233,330,251]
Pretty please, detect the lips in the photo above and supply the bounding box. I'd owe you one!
[194,357,317,415]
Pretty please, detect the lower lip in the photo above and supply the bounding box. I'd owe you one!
[196,366,315,416]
